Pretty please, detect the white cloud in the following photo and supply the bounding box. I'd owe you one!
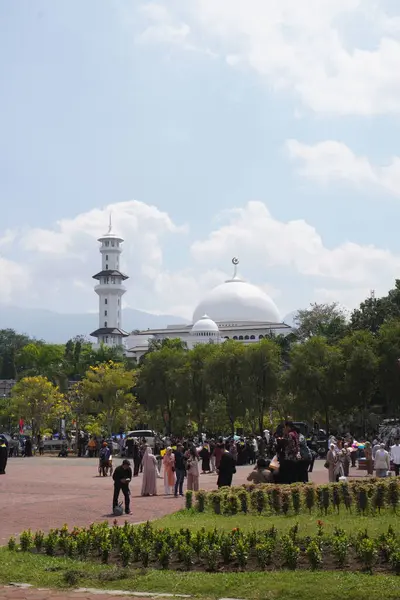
[286,139,400,195]
[191,200,400,287]
[1,198,400,321]
[135,0,400,115]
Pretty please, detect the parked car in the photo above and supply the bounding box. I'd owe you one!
[0,433,19,456]
[123,429,162,453]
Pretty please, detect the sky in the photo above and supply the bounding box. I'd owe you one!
[2,0,400,322]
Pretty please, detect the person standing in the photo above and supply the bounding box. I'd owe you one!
[326,443,340,483]
[141,446,158,496]
[0,435,8,474]
[340,443,351,477]
[375,443,390,478]
[217,443,236,488]
[186,447,200,491]
[112,459,132,515]
[364,441,373,475]
[199,443,210,474]
[174,444,186,497]
[133,440,141,477]
[390,439,400,476]
[163,447,176,495]
[99,441,111,477]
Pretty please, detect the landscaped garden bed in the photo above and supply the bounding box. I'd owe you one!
[8,519,400,575]
[185,478,400,516]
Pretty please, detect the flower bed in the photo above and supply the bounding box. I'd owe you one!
[8,520,400,574]
[184,478,400,516]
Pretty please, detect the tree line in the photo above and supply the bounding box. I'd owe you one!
[2,279,400,438]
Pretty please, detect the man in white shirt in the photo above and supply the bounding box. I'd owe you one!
[390,439,400,476]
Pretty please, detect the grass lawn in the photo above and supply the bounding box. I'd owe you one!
[1,548,400,600]
[152,508,400,537]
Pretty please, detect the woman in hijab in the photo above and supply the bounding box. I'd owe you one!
[163,447,175,495]
[141,446,158,496]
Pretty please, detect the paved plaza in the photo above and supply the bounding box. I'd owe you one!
[0,456,335,544]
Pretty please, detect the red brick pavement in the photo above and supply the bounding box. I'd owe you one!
[0,457,336,544]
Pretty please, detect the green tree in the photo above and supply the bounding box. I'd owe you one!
[137,346,187,434]
[293,302,348,343]
[80,361,137,436]
[185,344,217,433]
[287,337,344,436]
[339,330,378,437]
[206,340,246,435]
[16,342,65,385]
[376,320,400,416]
[350,280,400,333]
[243,339,282,434]
[9,375,68,437]
[0,329,33,379]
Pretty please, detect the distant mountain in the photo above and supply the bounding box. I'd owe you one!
[0,306,188,343]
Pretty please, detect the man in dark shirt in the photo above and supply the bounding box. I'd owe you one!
[217,443,236,488]
[112,459,132,514]
[173,444,186,497]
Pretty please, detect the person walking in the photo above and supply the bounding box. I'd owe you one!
[163,447,175,495]
[0,435,8,475]
[217,443,236,488]
[390,439,400,476]
[112,459,132,515]
[141,446,158,496]
[186,447,200,491]
[374,443,390,478]
[174,444,186,497]
[364,441,373,475]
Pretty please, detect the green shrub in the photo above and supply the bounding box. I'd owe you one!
[357,538,377,573]
[281,535,300,570]
[332,535,349,568]
[185,490,193,510]
[306,540,323,570]
[20,529,33,552]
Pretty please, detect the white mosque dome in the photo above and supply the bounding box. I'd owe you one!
[193,260,280,324]
[191,314,220,336]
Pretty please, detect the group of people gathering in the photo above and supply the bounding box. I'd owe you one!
[326,436,400,482]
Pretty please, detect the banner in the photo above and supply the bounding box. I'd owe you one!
[19,419,24,434]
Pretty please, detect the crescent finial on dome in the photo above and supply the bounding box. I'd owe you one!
[232,257,239,277]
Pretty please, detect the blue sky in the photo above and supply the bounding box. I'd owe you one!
[1,0,400,320]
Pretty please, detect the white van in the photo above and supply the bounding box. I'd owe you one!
[124,429,160,451]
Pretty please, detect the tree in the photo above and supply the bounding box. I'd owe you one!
[185,344,217,433]
[339,330,378,437]
[81,362,137,436]
[350,280,400,333]
[286,337,344,436]
[205,341,246,435]
[293,303,348,343]
[16,342,65,385]
[376,320,400,416]
[137,346,187,434]
[243,339,282,434]
[0,329,33,379]
[9,376,68,437]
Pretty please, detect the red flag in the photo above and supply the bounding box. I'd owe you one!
[19,419,24,434]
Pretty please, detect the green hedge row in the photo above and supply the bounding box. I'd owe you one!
[185,478,400,516]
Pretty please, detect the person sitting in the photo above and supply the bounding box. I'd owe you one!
[247,457,274,484]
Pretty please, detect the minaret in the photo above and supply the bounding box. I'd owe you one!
[90,215,129,347]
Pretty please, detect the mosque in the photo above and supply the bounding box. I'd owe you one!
[90,221,291,358]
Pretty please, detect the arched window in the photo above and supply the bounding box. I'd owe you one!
[233,336,238,340]
[104,321,108,327]
[224,336,229,339]
[250,335,255,340]
[244,335,249,340]
[259,334,264,339]
[239,335,243,340]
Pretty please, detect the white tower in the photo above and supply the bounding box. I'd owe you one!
[90,216,129,347]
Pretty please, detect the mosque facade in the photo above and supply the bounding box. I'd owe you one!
[127,258,291,360]
[89,223,290,355]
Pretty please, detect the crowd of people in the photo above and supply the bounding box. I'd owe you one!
[326,436,400,481]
